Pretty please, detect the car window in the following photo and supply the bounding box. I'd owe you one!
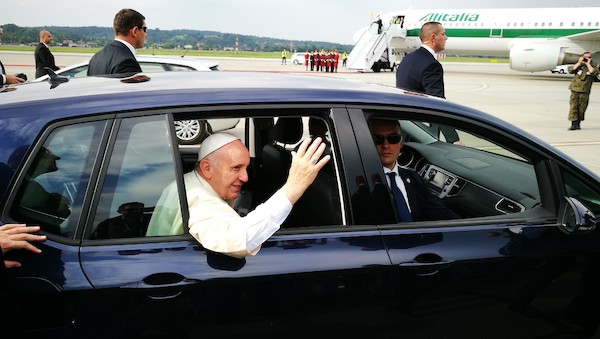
[561,168,600,215]
[139,62,167,73]
[175,112,343,234]
[90,115,182,239]
[11,121,106,237]
[166,64,196,72]
[363,112,543,224]
[61,65,89,78]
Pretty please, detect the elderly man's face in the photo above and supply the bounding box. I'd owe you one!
[204,140,250,200]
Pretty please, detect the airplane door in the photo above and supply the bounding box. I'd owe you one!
[490,28,503,37]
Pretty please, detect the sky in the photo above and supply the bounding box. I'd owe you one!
[2,0,599,44]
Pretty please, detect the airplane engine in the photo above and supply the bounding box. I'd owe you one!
[509,44,568,72]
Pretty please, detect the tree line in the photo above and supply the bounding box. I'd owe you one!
[0,24,352,53]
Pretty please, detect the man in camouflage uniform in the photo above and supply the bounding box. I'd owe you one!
[567,52,598,130]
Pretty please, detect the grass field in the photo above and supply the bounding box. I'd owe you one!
[0,45,509,63]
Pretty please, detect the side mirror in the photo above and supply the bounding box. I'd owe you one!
[557,197,597,234]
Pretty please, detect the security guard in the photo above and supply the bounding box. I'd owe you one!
[567,52,599,130]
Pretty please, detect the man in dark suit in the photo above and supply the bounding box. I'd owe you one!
[0,60,25,86]
[396,22,461,145]
[34,30,59,78]
[88,8,146,77]
[369,119,459,222]
[396,21,447,97]
[1,29,26,86]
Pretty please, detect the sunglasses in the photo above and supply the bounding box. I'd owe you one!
[137,26,147,33]
[373,133,402,145]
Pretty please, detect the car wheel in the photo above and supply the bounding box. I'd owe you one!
[175,119,206,144]
[559,69,565,74]
[293,60,300,65]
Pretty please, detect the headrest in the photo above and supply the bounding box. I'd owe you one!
[273,117,303,144]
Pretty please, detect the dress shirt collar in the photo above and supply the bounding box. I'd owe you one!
[383,162,400,176]
[420,45,437,59]
[114,38,137,57]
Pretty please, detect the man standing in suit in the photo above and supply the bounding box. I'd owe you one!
[34,30,59,78]
[369,118,458,222]
[396,21,461,144]
[0,29,25,86]
[88,8,146,76]
[396,21,447,97]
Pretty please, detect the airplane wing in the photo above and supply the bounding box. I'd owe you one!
[562,29,600,42]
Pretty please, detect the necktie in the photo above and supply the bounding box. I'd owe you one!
[386,172,413,222]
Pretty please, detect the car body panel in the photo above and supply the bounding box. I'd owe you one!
[291,52,305,65]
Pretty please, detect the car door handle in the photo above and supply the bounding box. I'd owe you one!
[122,273,201,300]
[398,259,455,269]
[398,253,455,276]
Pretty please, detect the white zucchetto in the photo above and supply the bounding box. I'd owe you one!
[198,132,240,160]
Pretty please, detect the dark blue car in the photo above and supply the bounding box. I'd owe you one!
[1,71,599,338]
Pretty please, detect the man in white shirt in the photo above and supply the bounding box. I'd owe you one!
[147,133,330,258]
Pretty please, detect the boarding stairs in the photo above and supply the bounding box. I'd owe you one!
[347,23,406,72]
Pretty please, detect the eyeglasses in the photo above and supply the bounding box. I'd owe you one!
[372,133,402,145]
[137,26,147,33]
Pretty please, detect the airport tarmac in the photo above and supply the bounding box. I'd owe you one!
[2,51,600,175]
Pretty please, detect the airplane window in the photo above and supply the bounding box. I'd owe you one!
[560,22,564,27]
[549,22,552,27]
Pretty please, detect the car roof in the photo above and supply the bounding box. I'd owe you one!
[4,71,442,108]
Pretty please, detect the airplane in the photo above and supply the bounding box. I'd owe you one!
[347,7,600,73]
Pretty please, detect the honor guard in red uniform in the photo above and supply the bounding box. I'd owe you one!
[304,50,309,70]
[333,50,339,72]
[320,50,326,72]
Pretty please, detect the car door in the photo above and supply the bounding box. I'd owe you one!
[2,118,127,336]
[78,108,395,337]
[350,107,600,338]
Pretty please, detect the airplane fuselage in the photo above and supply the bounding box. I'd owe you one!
[355,7,600,72]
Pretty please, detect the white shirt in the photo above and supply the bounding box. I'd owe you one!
[421,45,437,59]
[383,164,412,212]
[114,38,137,57]
[1,62,6,86]
[146,170,292,258]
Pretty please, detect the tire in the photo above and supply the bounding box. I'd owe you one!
[559,69,565,74]
[174,119,207,145]
[293,60,300,65]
